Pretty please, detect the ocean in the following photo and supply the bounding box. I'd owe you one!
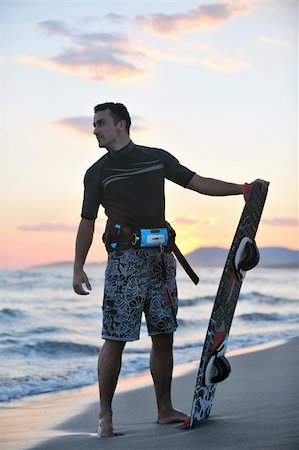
[0,263,298,403]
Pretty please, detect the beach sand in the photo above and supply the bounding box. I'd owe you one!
[1,339,298,450]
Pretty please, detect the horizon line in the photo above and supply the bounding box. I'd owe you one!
[1,245,298,271]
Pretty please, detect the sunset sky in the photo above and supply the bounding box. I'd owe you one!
[1,0,298,269]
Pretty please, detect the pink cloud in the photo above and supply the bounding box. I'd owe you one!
[174,216,218,226]
[18,223,77,233]
[136,3,250,36]
[262,217,298,227]
[18,21,145,81]
[200,56,250,73]
[175,217,198,225]
[54,117,93,136]
[19,50,143,81]
[54,115,147,136]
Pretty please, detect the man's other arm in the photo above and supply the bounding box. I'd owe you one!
[73,218,95,295]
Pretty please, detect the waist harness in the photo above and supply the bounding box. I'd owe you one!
[102,220,199,285]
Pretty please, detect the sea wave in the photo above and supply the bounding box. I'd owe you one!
[237,312,299,322]
[179,296,214,307]
[0,308,27,319]
[178,292,299,308]
[239,292,299,304]
[0,368,97,402]
[1,266,298,403]
[29,340,99,356]
[2,340,99,357]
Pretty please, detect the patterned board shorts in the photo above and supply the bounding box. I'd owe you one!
[102,247,178,341]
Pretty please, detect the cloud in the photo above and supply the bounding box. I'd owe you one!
[174,217,198,225]
[38,20,71,36]
[129,37,250,74]
[133,4,252,74]
[136,3,250,36]
[54,115,147,136]
[54,117,93,136]
[18,21,145,81]
[18,223,77,233]
[200,56,250,73]
[258,35,291,48]
[106,13,127,23]
[79,16,101,25]
[174,216,218,226]
[18,12,252,80]
[18,49,143,81]
[262,217,299,227]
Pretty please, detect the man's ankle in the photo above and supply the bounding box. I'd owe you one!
[99,410,113,420]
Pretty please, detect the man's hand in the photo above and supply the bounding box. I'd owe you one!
[256,179,270,190]
[73,269,92,295]
[243,179,270,201]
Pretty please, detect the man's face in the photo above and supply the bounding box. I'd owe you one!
[93,109,121,150]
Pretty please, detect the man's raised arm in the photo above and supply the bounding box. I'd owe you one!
[187,174,243,196]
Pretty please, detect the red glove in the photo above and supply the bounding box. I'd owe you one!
[243,183,251,201]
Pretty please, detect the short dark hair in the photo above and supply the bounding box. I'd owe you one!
[94,102,131,134]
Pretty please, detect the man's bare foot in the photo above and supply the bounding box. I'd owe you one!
[97,416,114,438]
[157,409,188,424]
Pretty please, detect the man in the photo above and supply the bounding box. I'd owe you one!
[73,102,262,438]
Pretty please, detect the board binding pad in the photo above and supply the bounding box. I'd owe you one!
[184,180,269,429]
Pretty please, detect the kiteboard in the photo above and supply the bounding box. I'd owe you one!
[182,180,269,429]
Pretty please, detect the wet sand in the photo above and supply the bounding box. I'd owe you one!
[1,339,298,450]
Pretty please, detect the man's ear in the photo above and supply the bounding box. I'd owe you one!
[117,119,127,131]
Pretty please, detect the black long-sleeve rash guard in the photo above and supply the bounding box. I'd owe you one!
[81,140,195,228]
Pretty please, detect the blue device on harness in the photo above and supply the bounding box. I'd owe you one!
[139,228,169,248]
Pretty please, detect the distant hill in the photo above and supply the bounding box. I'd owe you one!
[30,261,105,269]
[31,247,298,269]
[185,247,299,267]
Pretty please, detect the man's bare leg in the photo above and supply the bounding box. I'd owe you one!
[97,339,126,437]
[150,333,187,424]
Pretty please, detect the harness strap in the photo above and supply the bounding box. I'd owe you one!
[170,242,199,285]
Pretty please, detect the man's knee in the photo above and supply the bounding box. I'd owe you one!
[151,333,173,351]
[100,339,126,357]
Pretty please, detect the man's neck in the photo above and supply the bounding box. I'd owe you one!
[106,137,131,153]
